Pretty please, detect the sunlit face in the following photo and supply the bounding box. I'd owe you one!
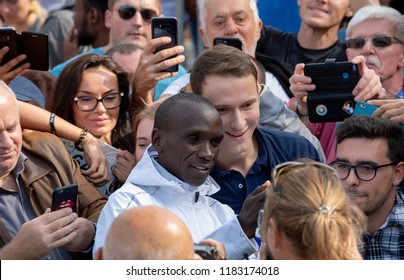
[72,66,121,144]
[346,19,404,88]
[0,93,22,177]
[154,103,223,186]
[335,138,400,216]
[199,0,262,57]
[201,74,260,164]
[0,0,31,26]
[297,0,350,29]
[135,117,154,162]
[105,0,161,49]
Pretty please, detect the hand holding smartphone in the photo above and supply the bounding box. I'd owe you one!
[0,27,49,71]
[305,59,360,123]
[51,184,78,213]
[151,17,178,72]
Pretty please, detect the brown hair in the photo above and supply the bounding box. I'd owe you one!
[190,44,258,95]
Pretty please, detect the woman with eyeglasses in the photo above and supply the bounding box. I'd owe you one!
[48,53,136,196]
[259,160,367,260]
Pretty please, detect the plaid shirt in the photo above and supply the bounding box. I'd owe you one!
[360,189,404,260]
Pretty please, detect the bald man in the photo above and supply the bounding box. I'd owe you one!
[94,93,265,259]
[0,81,106,259]
[95,206,194,260]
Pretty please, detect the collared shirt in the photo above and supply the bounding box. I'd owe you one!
[0,153,72,260]
[361,189,404,260]
[210,127,321,213]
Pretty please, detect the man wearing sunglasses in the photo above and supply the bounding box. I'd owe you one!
[51,0,187,105]
[333,115,404,260]
[289,5,402,163]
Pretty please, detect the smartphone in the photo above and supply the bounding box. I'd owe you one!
[194,243,215,260]
[353,101,377,116]
[0,27,20,66]
[213,37,242,51]
[21,31,49,71]
[305,60,360,123]
[151,17,178,72]
[51,184,78,212]
[0,27,49,70]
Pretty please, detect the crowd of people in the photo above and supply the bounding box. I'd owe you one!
[0,0,403,260]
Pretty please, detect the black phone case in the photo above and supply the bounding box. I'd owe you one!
[0,28,20,66]
[152,17,178,72]
[213,37,242,51]
[305,60,360,123]
[0,28,48,70]
[51,184,78,213]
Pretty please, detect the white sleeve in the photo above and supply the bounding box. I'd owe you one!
[205,216,258,260]
[159,73,191,99]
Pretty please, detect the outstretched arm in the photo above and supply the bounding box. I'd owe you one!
[18,101,109,185]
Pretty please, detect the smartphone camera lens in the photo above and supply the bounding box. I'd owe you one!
[342,72,349,79]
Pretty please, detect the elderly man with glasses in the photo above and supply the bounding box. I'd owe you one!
[333,115,404,260]
[289,5,403,162]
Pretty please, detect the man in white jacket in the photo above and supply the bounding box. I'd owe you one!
[94,93,268,259]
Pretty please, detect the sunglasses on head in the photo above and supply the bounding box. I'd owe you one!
[346,36,404,49]
[116,4,158,23]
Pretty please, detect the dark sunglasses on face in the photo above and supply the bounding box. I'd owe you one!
[116,4,158,23]
[346,36,404,49]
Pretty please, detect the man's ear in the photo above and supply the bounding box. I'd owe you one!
[152,128,163,152]
[393,162,404,186]
[199,27,210,48]
[104,9,112,29]
[89,7,101,25]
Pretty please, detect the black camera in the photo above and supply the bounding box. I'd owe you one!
[194,243,216,260]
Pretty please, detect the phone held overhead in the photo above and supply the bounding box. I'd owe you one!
[151,17,178,72]
[305,59,360,123]
[0,27,49,71]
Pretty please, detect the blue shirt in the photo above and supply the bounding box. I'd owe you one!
[210,127,321,213]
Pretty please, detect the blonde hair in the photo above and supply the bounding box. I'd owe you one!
[262,160,367,260]
[31,0,48,25]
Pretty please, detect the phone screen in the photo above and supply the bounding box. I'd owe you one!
[51,184,78,212]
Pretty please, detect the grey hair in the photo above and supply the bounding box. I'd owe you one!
[346,6,404,43]
[197,0,259,31]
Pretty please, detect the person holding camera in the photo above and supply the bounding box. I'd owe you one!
[288,5,403,163]
[0,81,107,259]
[95,206,226,260]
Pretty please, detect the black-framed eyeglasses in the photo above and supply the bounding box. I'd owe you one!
[329,161,398,181]
[114,4,158,23]
[73,92,124,112]
[346,36,404,49]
